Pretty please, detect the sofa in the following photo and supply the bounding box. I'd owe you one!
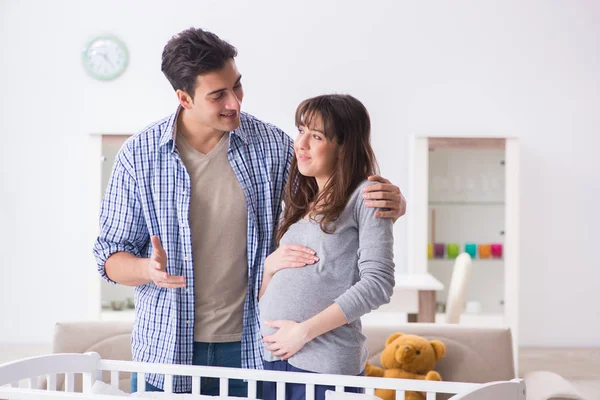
[42,321,585,400]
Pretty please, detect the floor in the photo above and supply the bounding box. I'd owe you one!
[519,347,600,400]
[1,345,599,399]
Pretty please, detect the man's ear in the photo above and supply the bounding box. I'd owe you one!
[176,89,194,110]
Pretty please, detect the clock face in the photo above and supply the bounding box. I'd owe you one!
[82,36,129,81]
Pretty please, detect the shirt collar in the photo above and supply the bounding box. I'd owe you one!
[230,113,251,145]
[158,106,180,153]
[159,106,250,152]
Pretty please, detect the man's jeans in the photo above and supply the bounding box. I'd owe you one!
[130,341,250,397]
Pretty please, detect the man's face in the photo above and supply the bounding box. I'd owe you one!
[183,58,244,133]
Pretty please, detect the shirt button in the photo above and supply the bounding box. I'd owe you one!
[184,256,188,261]
[186,320,190,325]
[182,190,187,195]
[186,288,190,293]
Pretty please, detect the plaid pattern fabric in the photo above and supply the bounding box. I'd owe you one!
[93,108,294,391]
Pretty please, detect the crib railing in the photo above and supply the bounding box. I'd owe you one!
[0,352,526,400]
[0,353,100,392]
[101,358,480,400]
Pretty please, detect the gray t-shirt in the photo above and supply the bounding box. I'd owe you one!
[176,132,248,343]
[259,180,395,375]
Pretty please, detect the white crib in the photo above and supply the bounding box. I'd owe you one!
[0,352,525,400]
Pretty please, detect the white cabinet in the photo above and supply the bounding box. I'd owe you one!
[407,135,520,343]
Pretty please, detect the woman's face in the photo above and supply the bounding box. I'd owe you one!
[294,114,339,187]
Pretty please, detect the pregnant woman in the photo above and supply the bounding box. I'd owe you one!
[259,94,396,400]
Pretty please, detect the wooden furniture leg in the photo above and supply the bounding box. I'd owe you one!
[418,290,436,322]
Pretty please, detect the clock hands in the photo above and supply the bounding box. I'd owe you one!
[100,53,115,69]
[90,48,116,69]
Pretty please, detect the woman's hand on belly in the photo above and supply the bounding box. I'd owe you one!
[264,244,319,277]
[262,319,310,360]
[259,244,319,300]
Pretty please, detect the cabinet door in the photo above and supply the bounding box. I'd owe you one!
[427,144,506,317]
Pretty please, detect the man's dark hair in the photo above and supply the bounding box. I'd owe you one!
[161,28,237,98]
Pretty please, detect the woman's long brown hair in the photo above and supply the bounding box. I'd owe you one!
[276,94,378,244]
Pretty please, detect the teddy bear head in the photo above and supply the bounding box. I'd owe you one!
[380,333,446,375]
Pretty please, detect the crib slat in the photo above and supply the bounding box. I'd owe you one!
[395,390,406,400]
[335,385,344,392]
[276,381,285,400]
[192,376,201,395]
[137,373,146,393]
[65,373,74,392]
[426,391,436,400]
[164,374,173,393]
[46,374,56,391]
[220,377,229,397]
[110,370,119,387]
[305,383,315,400]
[247,380,257,399]
[27,377,39,389]
[83,372,94,393]
[365,388,375,396]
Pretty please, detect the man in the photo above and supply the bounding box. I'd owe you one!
[93,27,406,395]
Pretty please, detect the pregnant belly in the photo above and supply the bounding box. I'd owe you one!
[259,266,340,327]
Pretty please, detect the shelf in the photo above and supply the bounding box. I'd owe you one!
[429,201,505,206]
[394,272,444,291]
[100,309,135,322]
[435,312,506,327]
[362,312,410,327]
[361,312,506,327]
[428,258,504,263]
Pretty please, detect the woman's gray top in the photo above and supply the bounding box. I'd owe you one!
[259,180,395,375]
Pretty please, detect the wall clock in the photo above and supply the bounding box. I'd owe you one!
[82,35,129,81]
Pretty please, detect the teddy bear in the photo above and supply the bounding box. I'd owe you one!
[365,333,446,400]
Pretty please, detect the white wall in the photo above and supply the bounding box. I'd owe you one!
[1,0,599,347]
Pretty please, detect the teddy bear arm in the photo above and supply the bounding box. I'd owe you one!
[365,362,385,378]
[425,370,442,381]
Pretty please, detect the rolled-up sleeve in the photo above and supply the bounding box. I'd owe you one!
[334,193,396,322]
[93,151,149,284]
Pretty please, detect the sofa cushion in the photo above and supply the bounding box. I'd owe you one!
[363,323,516,383]
[43,321,134,392]
[87,334,133,361]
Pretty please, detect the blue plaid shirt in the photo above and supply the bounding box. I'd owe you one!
[93,108,294,392]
